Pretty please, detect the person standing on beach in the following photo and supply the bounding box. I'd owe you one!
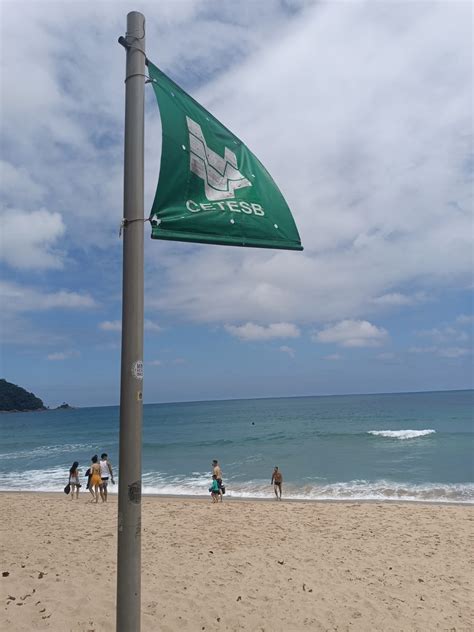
[209,474,220,503]
[271,466,283,500]
[68,461,81,500]
[99,453,115,502]
[85,455,97,499]
[89,455,102,503]
[212,459,224,502]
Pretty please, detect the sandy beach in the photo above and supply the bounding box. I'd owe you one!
[1,493,472,631]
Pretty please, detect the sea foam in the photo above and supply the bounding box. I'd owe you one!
[368,429,436,440]
[140,478,474,504]
[1,470,473,503]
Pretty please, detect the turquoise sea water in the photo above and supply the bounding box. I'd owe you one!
[0,390,472,503]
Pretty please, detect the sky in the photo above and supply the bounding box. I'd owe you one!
[0,0,473,407]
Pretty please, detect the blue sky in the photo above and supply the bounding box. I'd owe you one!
[1,1,473,407]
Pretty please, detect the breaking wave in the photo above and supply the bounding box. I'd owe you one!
[140,478,473,504]
[368,429,436,440]
[2,469,472,504]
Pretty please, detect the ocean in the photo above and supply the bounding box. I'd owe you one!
[1,390,472,503]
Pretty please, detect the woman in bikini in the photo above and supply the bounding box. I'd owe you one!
[85,454,98,499]
[68,461,81,499]
[89,455,102,503]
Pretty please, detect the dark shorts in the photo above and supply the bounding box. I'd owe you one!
[101,477,109,488]
[274,481,282,487]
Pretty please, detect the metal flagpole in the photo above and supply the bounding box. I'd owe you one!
[117,11,145,632]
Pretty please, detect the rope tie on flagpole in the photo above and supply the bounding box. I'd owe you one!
[125,22,145,40]
[119,217,150,238]
[118,36,148,65]
[124,72,148,83]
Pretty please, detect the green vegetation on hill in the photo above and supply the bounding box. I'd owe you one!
[0,379,45,412]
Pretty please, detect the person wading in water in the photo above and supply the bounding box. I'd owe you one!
[271,466,283,500]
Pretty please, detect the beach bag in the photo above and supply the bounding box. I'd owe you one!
[64,483,71,495]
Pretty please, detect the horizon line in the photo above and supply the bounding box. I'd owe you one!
[57,387,473,411]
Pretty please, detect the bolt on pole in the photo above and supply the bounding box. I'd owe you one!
[117,11,145,632]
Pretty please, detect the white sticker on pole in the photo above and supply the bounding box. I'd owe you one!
[132,360,144,380]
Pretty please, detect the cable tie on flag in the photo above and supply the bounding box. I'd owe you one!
[119,217,150,238]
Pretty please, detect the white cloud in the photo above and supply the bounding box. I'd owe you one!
[376,352,396,360]
[313,320,388,348]
[0,209,65,269]
[1,314,67,346]
[0,281,96,346]
[41,291,96,310]
[418,326,469,343]
[96,341,120,351]
[144,319,162,332]
[438,347,470,358]
[323,353,341,361]
[47,352,67,361]
[371,292,427,307]
[47,350,80,361]
[1,161,46,206]
[99,320,122,332]
[456,314,474,325]
[225,322,300,341]
[409,346,437,354]
[279,345,295,358]
[409,345,470,358]
[410,317,473,359]
[148,359,162,366]
[99,319,162,332]
[0,281,96,312]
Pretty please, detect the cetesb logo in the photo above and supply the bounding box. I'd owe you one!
[185,116,265,217]
[187,116,251,201]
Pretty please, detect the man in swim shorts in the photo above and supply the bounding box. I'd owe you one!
[271,466,283,500]
[99,453,115,502]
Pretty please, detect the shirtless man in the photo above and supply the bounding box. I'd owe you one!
[271,466,283,500]
[212,459,223,502]
[99,453,115,502]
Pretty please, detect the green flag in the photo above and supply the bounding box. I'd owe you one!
[148,62,303,251]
